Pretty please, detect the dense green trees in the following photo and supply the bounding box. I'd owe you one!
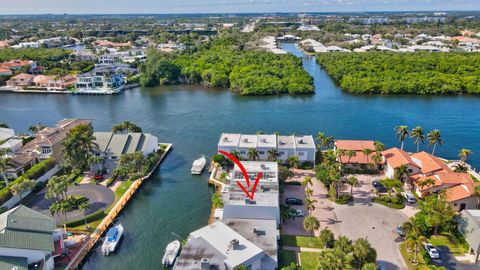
[139,37,314,95]
[316,52,480,95]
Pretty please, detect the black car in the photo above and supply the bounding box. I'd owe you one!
[372,181,387,193]
[285,197,303,205]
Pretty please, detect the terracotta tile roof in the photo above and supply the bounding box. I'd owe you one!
[413,172,474,192]
[382,147,419,169]
[339,152,378,165]
[411,151,452,175]
[11,73,34,80]
[0,68,11,73]
[335,140,375,151]
[33,75,52,85]
[445,183,479,202]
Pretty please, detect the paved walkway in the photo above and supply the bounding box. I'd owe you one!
[282,245,323,252]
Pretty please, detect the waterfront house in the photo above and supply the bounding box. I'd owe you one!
[0,205,64,270]
[0,138,23,154]
[33,75,53,88]
[6,73,34,87]
[0,68,12,76]
[382,148,479,211]
[47,75,77,91]
[93,132,158,161]
[174,221,266,270]
[218,133,316,164]
[457,209,480,263]
[334,140,380,170]
[6,118,91,178]
[75,66,125,94]
[0,60,37,72]
[222,162,280,225]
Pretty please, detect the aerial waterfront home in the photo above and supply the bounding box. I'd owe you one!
[6,118,91,178]
[93,132,158,161]
[382,148,480,211]
[75,66,125,94]
[174,221,266,270]
[218,133,316,164]
[334,140,380,170]
[0,68,12,76]
[6,73,34,87]
[0,127,15,142]
[0,205,64,270]
[222,161,280,224]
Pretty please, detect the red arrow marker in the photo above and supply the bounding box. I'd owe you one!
[218,150,263,200]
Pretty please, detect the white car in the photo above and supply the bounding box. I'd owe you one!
[291,209,305,217]
[424,243,440,259]
[404,193,416,203]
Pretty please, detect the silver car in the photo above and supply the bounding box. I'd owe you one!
[404,193,416,203]
[424,243,440,259]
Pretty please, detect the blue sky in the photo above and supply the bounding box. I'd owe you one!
[1,0,479,14]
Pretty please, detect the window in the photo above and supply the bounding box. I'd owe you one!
[41,147,51,154]
[259,151,265,155]
[408,169,413,173]
[298,152,305,156]
[240,150,246,155]
[279,151,285,155]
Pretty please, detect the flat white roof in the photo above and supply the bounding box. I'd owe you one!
[190,221,263,268]
[233,161,278,174]
[219,133,241,147]
[257,134,277,148]
[239,134,258,148]
[277,135,295,149]
[295,135,316,149]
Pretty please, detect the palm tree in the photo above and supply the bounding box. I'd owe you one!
[334,235,353,254]
[418,178,435,192]
[317,249,351,270]
[353,238,375,269]
[394,165,409,182]
[0,123,8,128]
[458,148,473,164]
[395,125,409,150]
[229,150,240,160]
[410,126,425,153]
[406,230,426,265]
[10,178,35,202]
[302,176,313,187]
[362,148,373,166]
[335,149,346,162]
[347,176,358,197]
[474,185,480,209]
[305,188,314,198]
[374,141,385,152]
[346,150,356,163]
[306,198,317,214]
[371,152,382,171]
[323,136,334,150]
[49,202,62,224]
[247,148,259,161]
[267,148,280,161]
[332,177,344,199]
[79,201,89,229]
[0,149,10,185]
[427,129,442,155]
[316,132,326,150]
[453,163,468,173]
[288,155,299,172]
[319,228,335,248]
[303,216,320,245]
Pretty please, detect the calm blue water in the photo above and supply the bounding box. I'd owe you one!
[0,43,479,269]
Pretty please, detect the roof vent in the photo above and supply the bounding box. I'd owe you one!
[242,138,248,143]
[200,258,210,270]
[229,239,240,249]
[299,139,304,144]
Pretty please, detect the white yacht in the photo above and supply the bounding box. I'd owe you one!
[102,224,124,255]
[191,156,207,174]
[162,240,181,267]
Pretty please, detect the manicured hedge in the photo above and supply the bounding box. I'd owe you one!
[65,208,106,228]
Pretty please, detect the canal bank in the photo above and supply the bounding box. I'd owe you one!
[0,43,479,270]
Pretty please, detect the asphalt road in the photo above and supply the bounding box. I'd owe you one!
[431,246,480,270]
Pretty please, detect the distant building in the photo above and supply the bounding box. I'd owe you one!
[93,132,158,160]
[297,24,320,31]
[218,133,316,164]
[0,127,15,142]
[0,205,64,270]
[75,66,125,94]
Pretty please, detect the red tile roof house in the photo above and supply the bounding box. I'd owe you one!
[383,148,479,211]
[6,73,34,87]
[334,140,384,172]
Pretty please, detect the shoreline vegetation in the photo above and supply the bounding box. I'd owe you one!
[139,35,314,95]
[316,52,480,95]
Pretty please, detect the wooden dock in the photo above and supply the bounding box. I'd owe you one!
[65,143,172,270]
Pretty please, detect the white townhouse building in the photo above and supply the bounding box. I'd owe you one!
[218,133,316,164]
[93,132,158,161]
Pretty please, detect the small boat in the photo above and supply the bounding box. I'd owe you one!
[162,240,181,267]
[191,156,206,175]
[102,224,124,256]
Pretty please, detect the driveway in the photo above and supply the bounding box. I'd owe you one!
[431,246,480,270]
[29,183,115,223]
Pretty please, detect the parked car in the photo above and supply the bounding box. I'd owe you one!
[395,225,406,237]
[424,243,440,259]
[285,197,303,205]
[372,181,387,193]
[404,193,416,203]
[291,209,305,217]
[94,174,103,181]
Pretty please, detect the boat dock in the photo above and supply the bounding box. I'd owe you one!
[65,143,172,270]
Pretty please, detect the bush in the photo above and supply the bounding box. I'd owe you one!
[0,188,12,205]
[212,154,226,165]
[373,194,405,209]
[106,178,115,187]
[66,208,106,228]
[33,181,46,192]
[22,158,55,180]
[299,162,313,170]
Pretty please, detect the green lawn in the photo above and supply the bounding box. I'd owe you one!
[282,235,323,249]
[399,242,430,270]
[114,180,134,200]
[279,250,297,268]
[429,234,469,256]
[300,252,318,269]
